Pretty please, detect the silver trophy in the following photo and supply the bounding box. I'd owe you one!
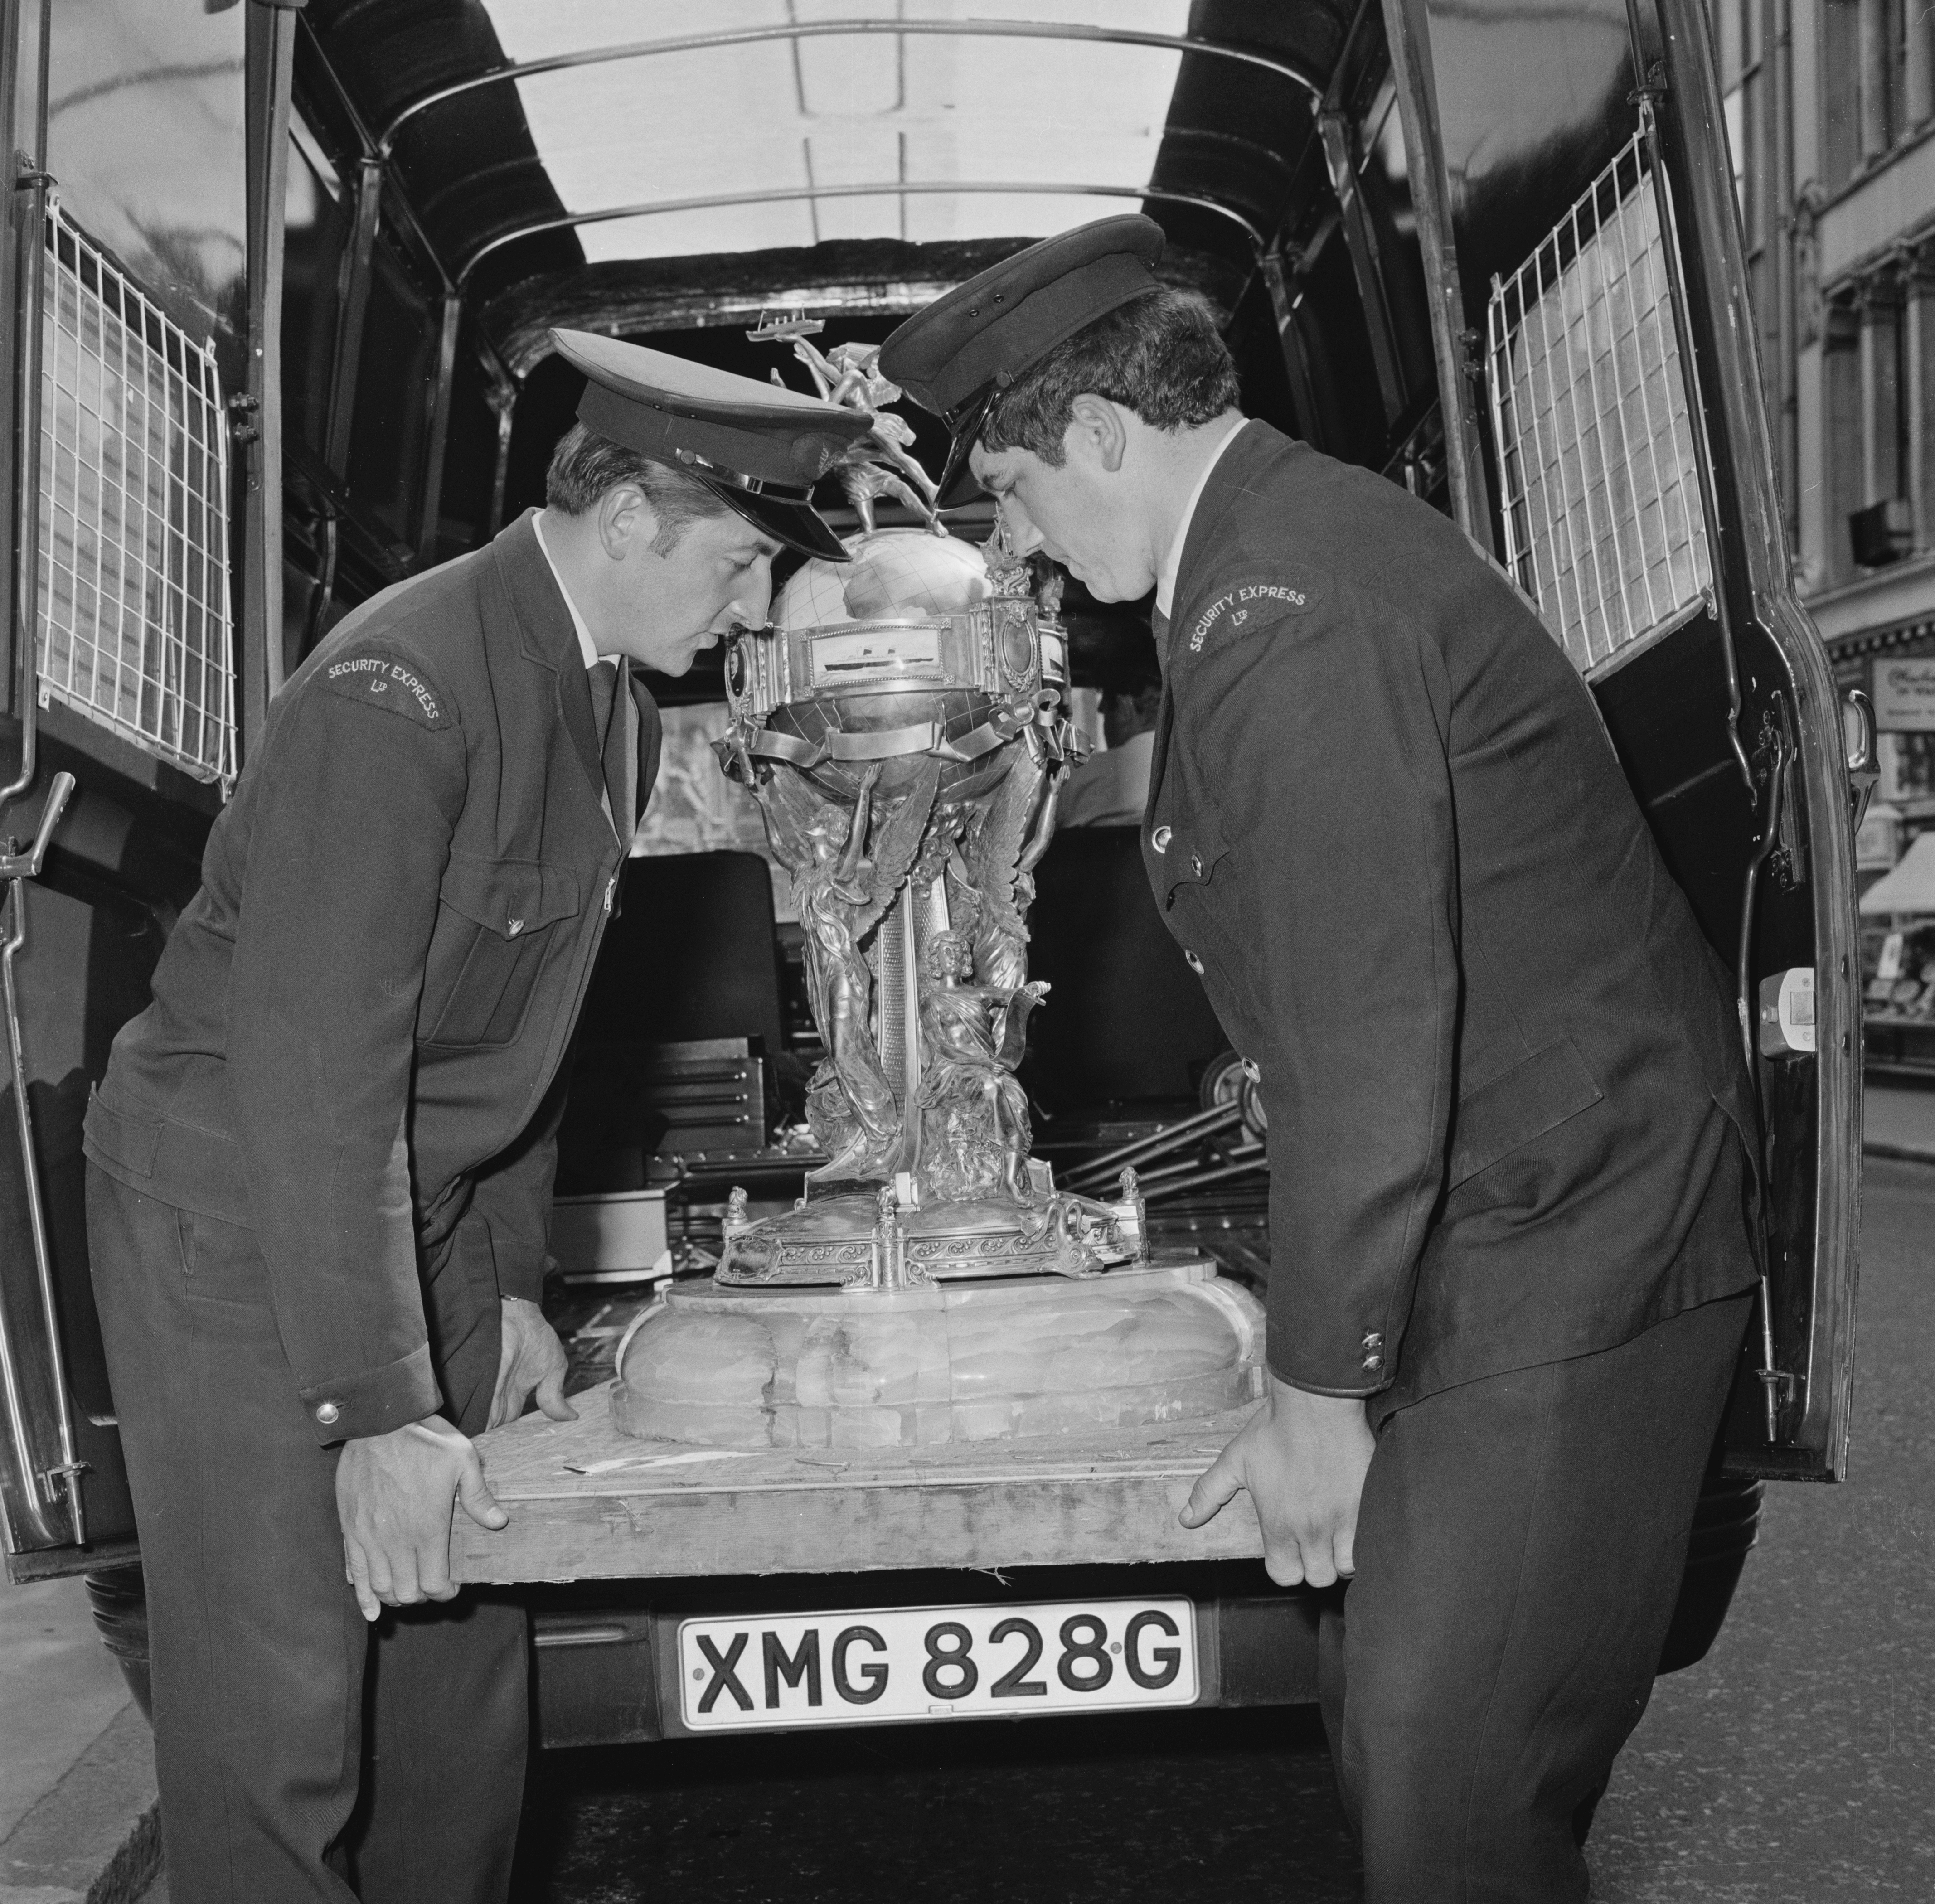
[611,325,1263,1449]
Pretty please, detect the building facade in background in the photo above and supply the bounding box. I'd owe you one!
[1720,0,1935,870]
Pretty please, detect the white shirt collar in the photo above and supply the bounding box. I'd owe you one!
[1154,417,1248,617]
[531,512,606,670]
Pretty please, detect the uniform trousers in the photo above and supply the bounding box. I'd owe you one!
[1318,1289,1752,1904]
[86,1166,528,1904]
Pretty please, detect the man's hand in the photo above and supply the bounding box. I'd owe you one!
[1179,1377,1376,1588]
[337,1416,508,1622]
[488,1295,579,1432]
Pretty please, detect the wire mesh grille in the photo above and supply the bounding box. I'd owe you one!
[1485,129,1713,675]
[36,203,236,786]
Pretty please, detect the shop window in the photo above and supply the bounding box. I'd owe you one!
[1722,0,1786,471]
[1879,728,1935,800]
[35,203,236,788]
[1828,266,1928,573]
[1720,0,1764,236]
[1485,128,1714,674]
[1821,0,1933,188]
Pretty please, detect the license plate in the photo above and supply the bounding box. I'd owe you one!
[676,1597,1198,1732]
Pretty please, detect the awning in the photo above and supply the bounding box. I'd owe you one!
[1859,829,1935,914]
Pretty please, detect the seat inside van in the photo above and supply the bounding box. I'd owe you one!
[1023,828,1230,1114]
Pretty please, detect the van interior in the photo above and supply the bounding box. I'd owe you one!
[0,0,1860,1603]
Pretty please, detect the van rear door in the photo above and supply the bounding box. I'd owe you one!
[1384,0,1860,1477]
[0,0,285,1579]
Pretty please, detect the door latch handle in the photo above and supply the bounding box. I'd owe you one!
[0,770,74,881]
[1843,688,1878,836]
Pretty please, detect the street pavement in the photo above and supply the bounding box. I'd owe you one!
[1587,1157,1934,1900]
[1862,1080,1935,1162]
[0,1576,130,1843]
[0,1577,157,1903]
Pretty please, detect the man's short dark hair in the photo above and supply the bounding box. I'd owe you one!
[544,421,735,552]
[979,287,1240,465]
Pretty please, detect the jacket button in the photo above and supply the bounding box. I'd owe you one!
[1361,1354,1382,1372]
[1184,950,1204,974]
[1361,1332,1383,1351]
[1151,825,1172,853]
[314,1401,339,1426]
[506,917,524,937]
[1191,853,1203,877]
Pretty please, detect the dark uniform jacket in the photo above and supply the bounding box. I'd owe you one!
[84,513,660,1444]
[1144,422,1758,1414]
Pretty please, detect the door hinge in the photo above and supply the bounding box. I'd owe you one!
[39,1457,91,1499]
[227,392,262,447]
[1628,61,1669,107]
[1756,1365,1800,1442]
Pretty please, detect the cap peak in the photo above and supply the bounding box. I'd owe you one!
[879,215,1166,505]
[548,328,873,561]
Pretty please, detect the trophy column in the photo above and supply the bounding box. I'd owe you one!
[866,880,927,1181]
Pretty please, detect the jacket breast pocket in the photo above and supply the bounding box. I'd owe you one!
[422,851,581,1049]
[1446,1036,1604,1189]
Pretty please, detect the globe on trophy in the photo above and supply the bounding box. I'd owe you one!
[611,325,1264,1449]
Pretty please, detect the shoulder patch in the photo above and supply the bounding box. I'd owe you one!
[318,651,452,729]
[1183,573,1324,655]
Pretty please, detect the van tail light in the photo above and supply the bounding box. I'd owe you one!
[1757,968,1816,1058]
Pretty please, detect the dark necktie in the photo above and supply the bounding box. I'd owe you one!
[587,658,629,827]
[588,657,618,746]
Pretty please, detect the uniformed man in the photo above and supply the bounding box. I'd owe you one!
[881,220,1760,1901]
[81,334,870,1902]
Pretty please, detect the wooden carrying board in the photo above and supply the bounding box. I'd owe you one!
[455,1384,1267,1584]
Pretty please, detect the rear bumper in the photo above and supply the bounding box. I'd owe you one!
[530,1468,1763,1749]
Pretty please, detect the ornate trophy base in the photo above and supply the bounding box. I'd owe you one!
[611,1256,1266,1451]
[713,1171,1148,1288]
